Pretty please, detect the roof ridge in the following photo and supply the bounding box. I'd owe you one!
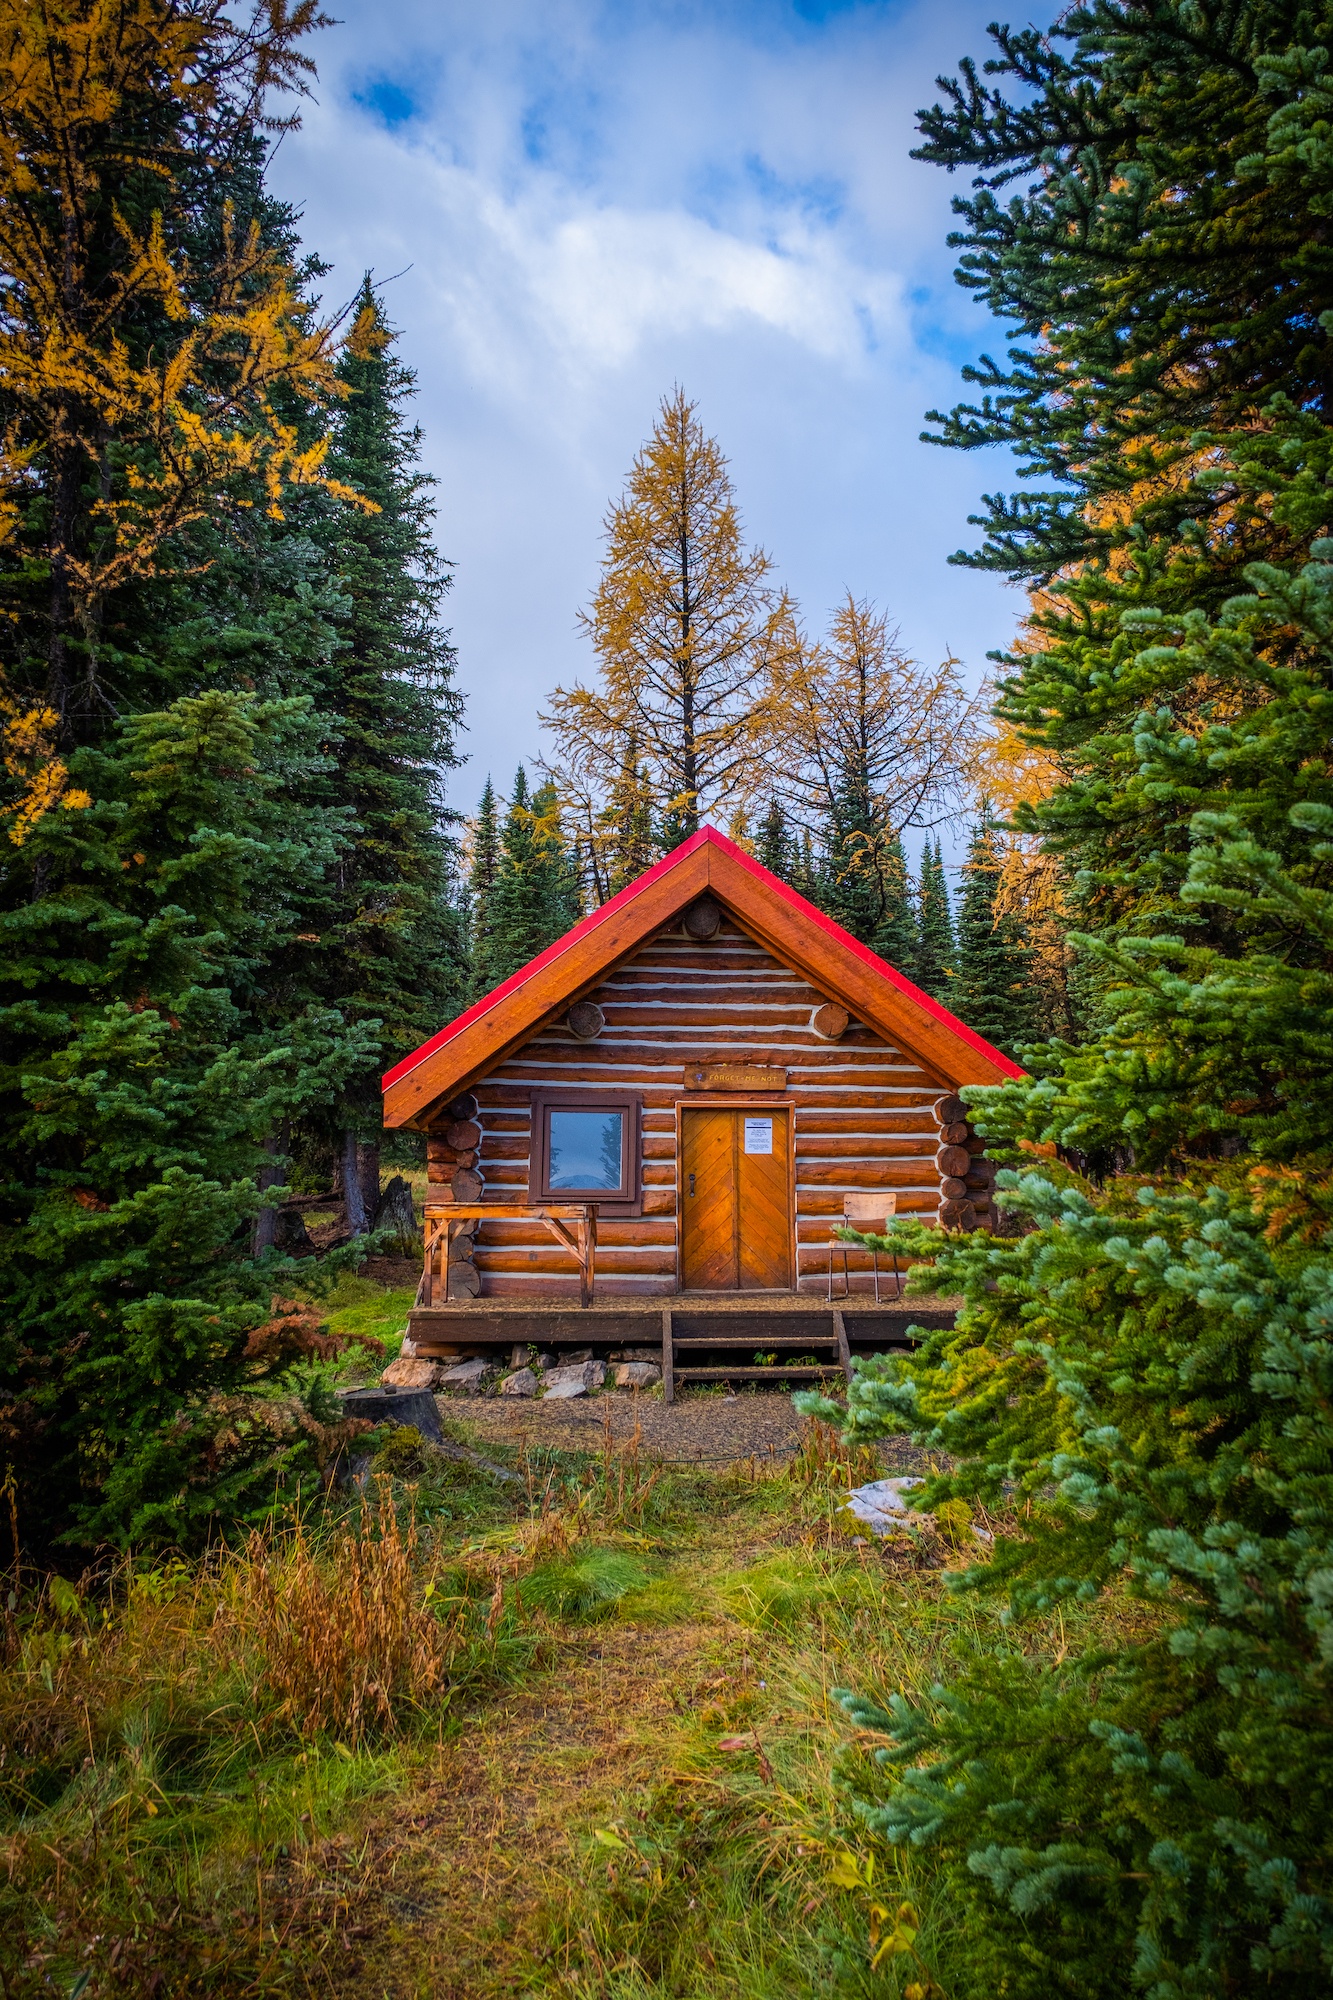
[383,822,1024,1105]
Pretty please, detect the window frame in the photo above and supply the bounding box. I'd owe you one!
[528,1090,643,1213]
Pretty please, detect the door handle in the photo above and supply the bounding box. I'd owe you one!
[688,1173,695,1197]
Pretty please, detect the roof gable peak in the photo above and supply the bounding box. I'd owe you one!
[383,822,1023,1125]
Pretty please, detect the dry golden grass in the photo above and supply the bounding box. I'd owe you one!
[226,1482,466,1744]
[5,1417,1022,1999]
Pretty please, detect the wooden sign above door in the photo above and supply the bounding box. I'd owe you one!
[683,1062,788,1092]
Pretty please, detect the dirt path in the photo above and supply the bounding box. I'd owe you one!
[452,1385,811,1464]
[275,1406,927,1997]
[340,1615,720,1998]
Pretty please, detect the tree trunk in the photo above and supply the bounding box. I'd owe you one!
[252,1124,289,1254]
[358,1140,381,1227]
[48,430,81,732]
[342,1128,369,1236]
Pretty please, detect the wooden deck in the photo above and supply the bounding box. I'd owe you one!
[406,1291,957,1404]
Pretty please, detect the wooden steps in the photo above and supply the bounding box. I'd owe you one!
[673,1365,841,1383]
[406,1294,953,1405]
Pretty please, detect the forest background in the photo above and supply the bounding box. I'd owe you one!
[5,1,1333,1995]
[0,0,1042,1556]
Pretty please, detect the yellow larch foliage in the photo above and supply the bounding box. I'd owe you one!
[545,388,790,832]
[771,593,986,837]
[0,0,365,843]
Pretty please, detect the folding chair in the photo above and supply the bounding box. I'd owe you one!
[828,1191,901,1302]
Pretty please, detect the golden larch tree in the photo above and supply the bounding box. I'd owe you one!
[768,592,986,837]
[544,388,789,848]
[0,0,360,840]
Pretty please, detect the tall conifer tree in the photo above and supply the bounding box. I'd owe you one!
[599,737,658,896]
[821,773,918,979]
[757,798,797,882]
[803,9,1333,1988]
[915,838,956,998]
[467,777,502,998]
[950,808,1035,1057]
[310,282,464,1221]
[545,390,787,838]
[791,828,818,903]
[0,7,390,1545]
[491,767,580,982]
[874,829,919,974]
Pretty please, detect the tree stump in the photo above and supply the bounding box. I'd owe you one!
[339,1385,443,1442]
[373,1175,417,1247]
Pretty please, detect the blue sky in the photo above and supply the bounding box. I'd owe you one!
[267,0,1031,834]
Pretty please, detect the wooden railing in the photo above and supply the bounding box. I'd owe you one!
[419,1202,598,1309]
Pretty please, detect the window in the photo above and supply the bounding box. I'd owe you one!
[529,1091,641,1208]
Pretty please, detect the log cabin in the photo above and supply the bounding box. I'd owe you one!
[381,826,1023,1393]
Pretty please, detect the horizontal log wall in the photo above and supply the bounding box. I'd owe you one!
[430,915,953,1296]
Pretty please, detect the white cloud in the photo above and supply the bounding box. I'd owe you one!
[265,0,1026,825]
[394,162,904,399]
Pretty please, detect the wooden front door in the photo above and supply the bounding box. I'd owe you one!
[680,1106,792,1291]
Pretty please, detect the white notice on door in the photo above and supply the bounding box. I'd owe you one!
[743,1117,773,1155]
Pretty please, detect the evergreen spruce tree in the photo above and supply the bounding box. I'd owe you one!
[599,736,658,894]
[800,5,1333,1990]
[757,798,796,882]
[911,0,1333,944]
[309,281,465,1223]
[0,692,375,1548]
[915,838,956,999]
[949,808,1035,1057]
[820,766,918,978]
[872,828,919,976]
[791,828,819,903]
[0,9,390,1545]
[491,768,580,981]
[467,777,502,998]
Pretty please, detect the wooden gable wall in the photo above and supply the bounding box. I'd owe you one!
[426,911,954,1297]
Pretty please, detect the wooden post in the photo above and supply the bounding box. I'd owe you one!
[662,1306,674,1406]
[833,1307,852,1383]
[580,1206,597,1308]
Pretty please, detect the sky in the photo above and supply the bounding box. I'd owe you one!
[266,0,1028,835]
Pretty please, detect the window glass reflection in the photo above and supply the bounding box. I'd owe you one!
[548,1109,624,1191]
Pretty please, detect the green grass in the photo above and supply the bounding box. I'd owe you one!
[314,1271,417,1364]
[522,1548,658,1621]
[0,1282,1117,2000]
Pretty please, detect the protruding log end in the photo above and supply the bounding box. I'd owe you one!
[567,1000,606,1041]
[810,1002,850,1041]
[451,1167,484,1203]
[938,1198,977,1232]
[682,896,722,939]
[447,1261,481,1299]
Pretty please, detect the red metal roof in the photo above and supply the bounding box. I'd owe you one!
[383,824,1024,1095]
